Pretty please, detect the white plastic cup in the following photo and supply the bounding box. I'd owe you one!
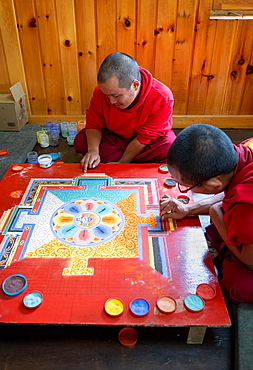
[38,154,52,168]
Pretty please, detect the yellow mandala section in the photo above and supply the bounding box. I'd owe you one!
[26,193,157,275]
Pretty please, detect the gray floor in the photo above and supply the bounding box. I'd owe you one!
[0,127,253,370]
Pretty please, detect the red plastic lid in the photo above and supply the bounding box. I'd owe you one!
[177,195,190,204]
[164,178,177,188]
[118,327,138,347]
[196,283,216,300]
[157,296,176,314]
[158,165,169,173]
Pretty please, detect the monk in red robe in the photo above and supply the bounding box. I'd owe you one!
[74,52,175,172]
[160,124,253,303]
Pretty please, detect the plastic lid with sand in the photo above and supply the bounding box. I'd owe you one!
[2,274,27,296]
[129,298,150,317]
[104,298,124,317]
[157,296,177,314]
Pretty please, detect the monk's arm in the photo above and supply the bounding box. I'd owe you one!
[209,202,253,269]
[160,193,224,220]
[118,138,146,163]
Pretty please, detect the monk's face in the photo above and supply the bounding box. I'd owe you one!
[99,77,140,109]
[168,166,222,195]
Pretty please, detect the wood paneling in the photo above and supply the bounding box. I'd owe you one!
[0,0,252,127]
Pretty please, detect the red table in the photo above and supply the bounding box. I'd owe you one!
[0,163,231,343]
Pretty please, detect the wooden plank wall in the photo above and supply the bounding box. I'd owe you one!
[0,0,252,128]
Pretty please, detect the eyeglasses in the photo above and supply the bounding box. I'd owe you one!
[177,175,219,193]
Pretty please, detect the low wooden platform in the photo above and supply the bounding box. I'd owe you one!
[0,163,230,345]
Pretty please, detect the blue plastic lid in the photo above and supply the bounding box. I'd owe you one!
[2,274,27,296]
[130,298,150,317]
[49,152,59,161]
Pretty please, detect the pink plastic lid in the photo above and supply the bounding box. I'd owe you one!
[157,296,177,314]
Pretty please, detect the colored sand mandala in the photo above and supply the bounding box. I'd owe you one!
[51,198,124,247]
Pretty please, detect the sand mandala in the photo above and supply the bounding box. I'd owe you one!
[51,198,124,247]
[0,174,174,277]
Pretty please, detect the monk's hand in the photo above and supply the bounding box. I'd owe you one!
[81,151,100,172]
[160,195,188,220]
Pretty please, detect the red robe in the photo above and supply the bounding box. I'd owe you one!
[74,67,176,163]
[208,141,253,303]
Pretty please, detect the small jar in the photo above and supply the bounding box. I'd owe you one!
[49,132,59,146]
[67,133,75,146]
[36,130,46,143]
[68,124,77,136]
[44,121,53,134]
[60,122,69,138]
[77,120,86,132]
[40,133,49,148]
[51,121,61,138]
[27,151,38,163]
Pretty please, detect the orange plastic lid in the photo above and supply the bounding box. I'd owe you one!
[0,150,8,156]
[12,165,24,172]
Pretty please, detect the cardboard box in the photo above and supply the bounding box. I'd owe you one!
[0,82,28,131]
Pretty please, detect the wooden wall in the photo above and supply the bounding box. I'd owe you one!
[0,0,253,128]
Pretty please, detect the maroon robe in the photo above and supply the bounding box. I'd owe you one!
[207,140,253,303]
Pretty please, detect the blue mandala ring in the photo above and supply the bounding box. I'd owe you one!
[51,198,125,247]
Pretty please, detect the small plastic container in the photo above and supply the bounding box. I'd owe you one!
[164,178,177,188]
[27,151,38,163]
[38,154,53,168]
[49,152,59,161]
[158,165,169,173]
[118,327,138,347]
[104,298,125,317]
[77,120,86,132]
[68,124,77,136]
[12,165,24,172]
[60,122,69,138]
[184,294,205,313]
[196,283,216,301]
[49,132,59,146]
[23,291,43,309]
[39,133,49,148]
[36,130,46,143]
[67,134,75,146]
[177,195,190,204]
[0,150,8,156]
[157,296,177,314]
[43,121,52,134]
[129,298,150,317]
[2,274,27,296]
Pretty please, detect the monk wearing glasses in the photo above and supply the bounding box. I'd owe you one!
[160,124,253,304]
